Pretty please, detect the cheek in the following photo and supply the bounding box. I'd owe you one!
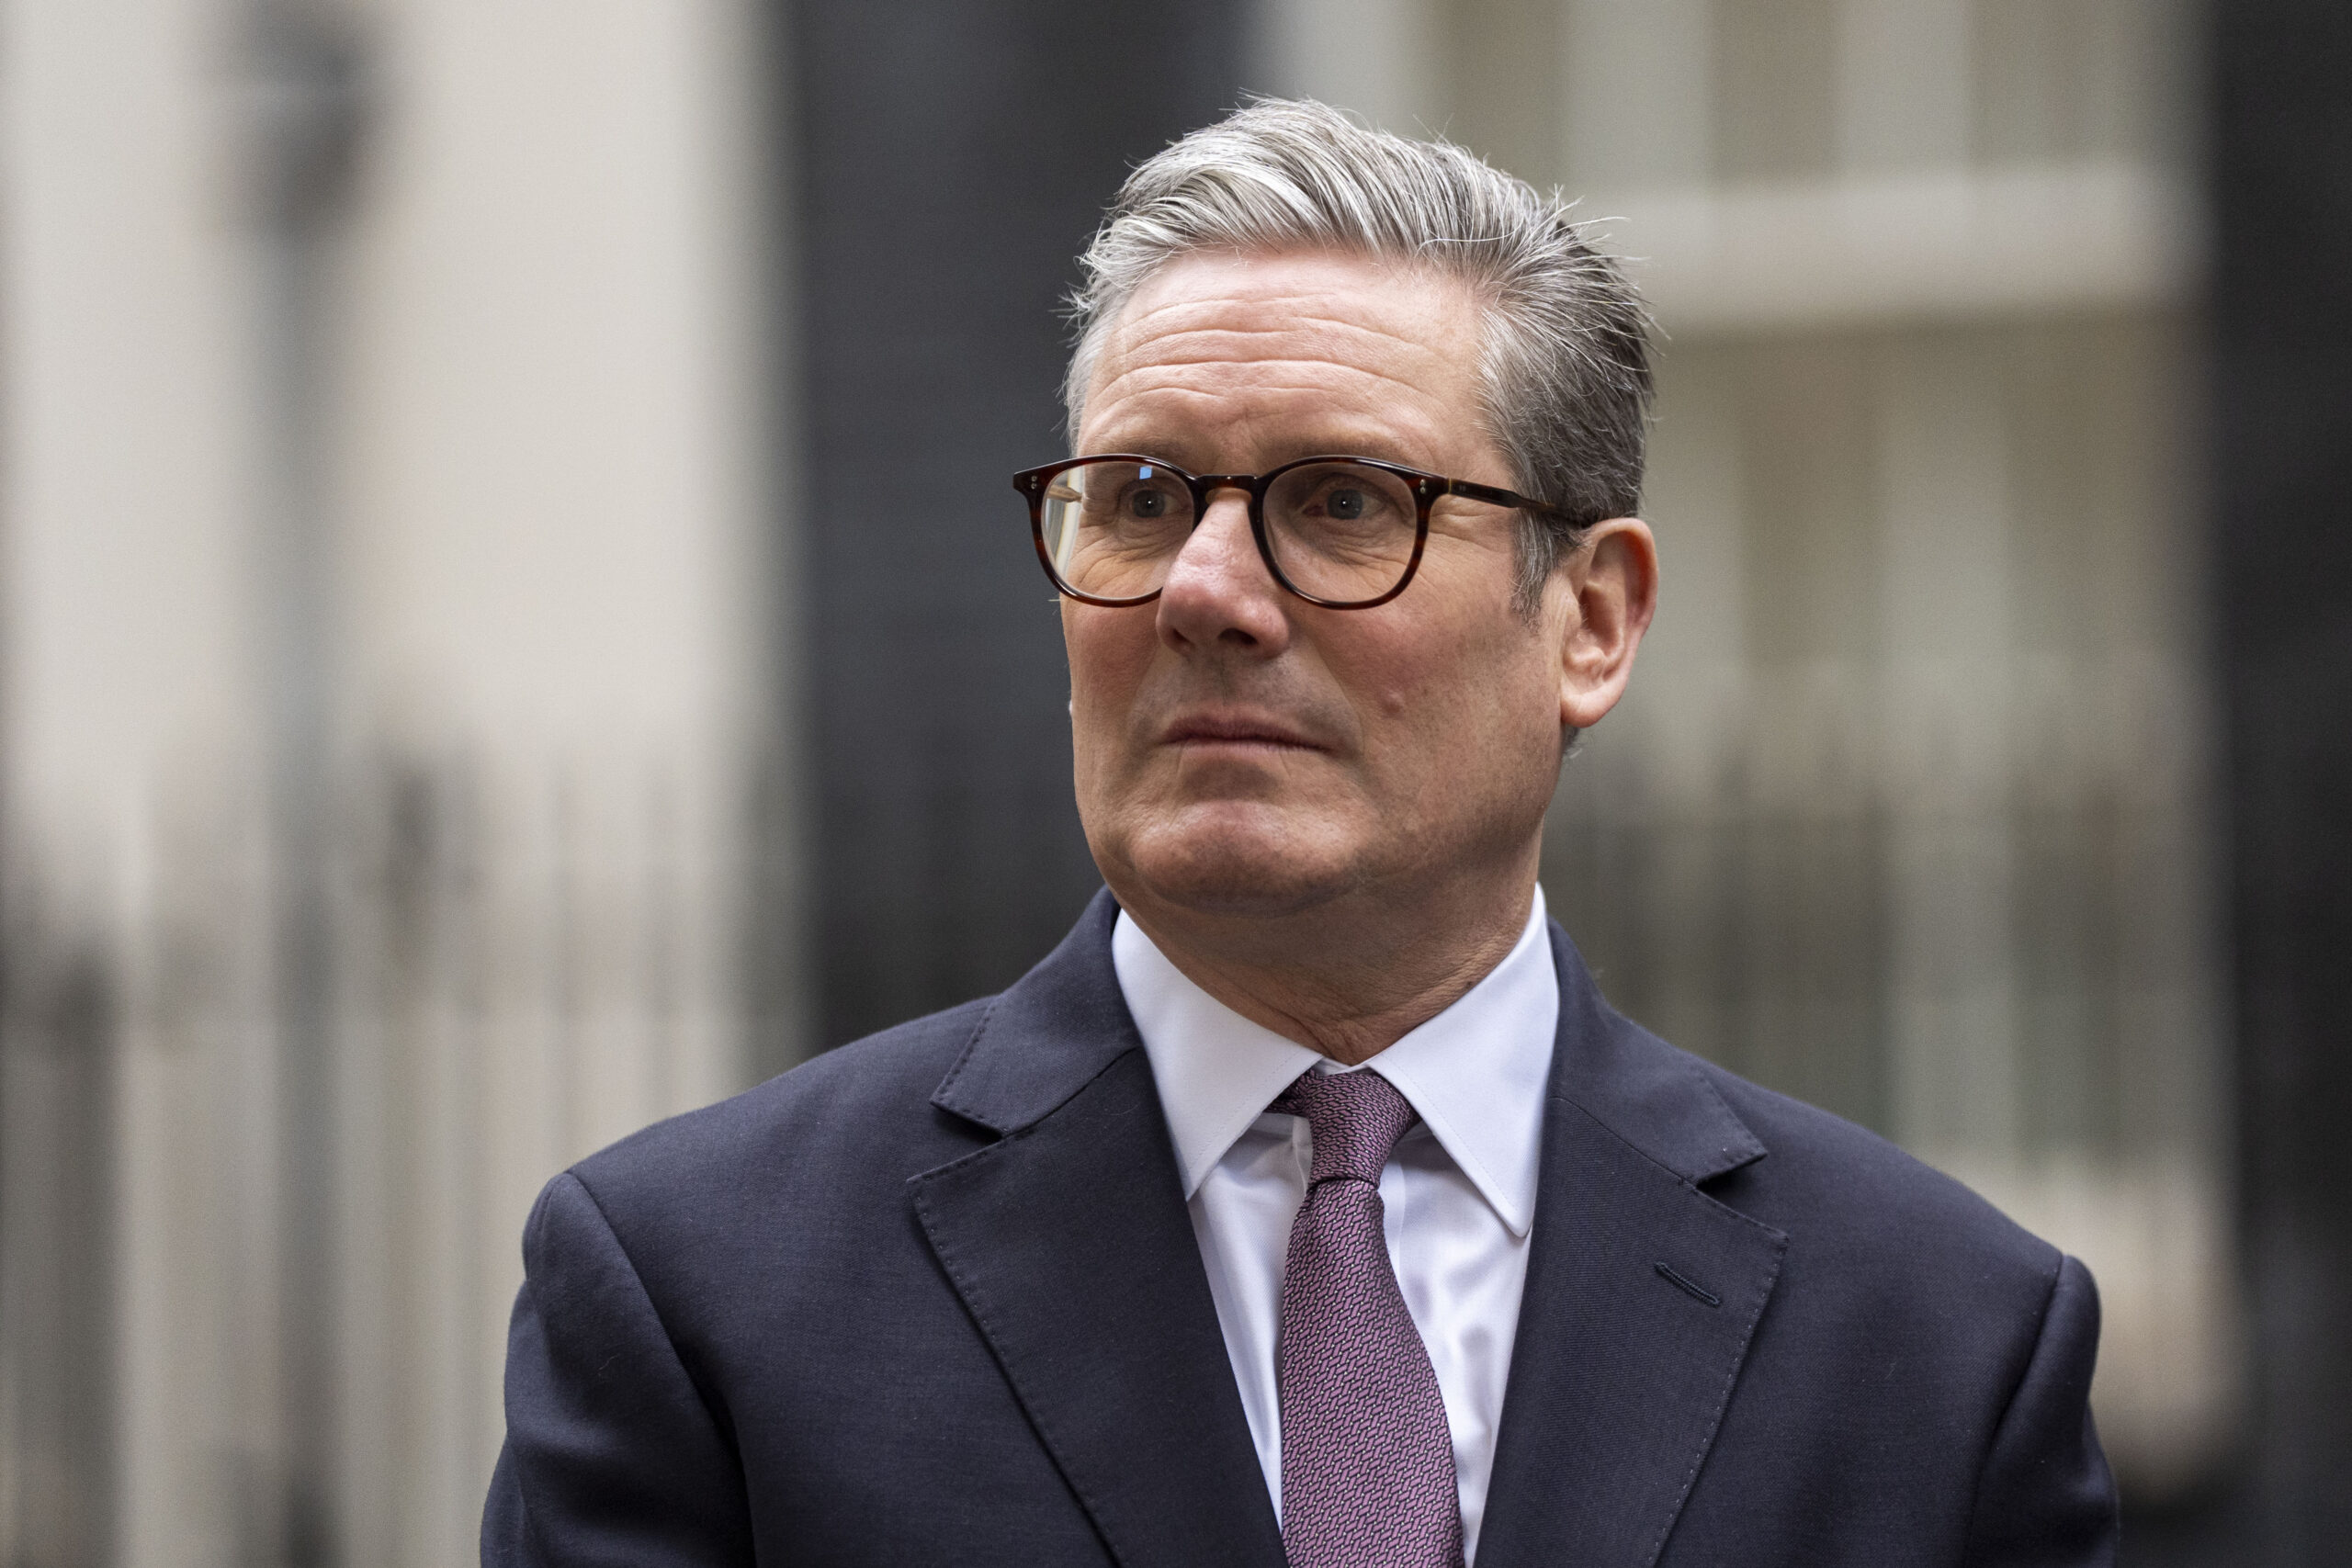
[1345,611,1555,768]
[1064,605,1157,753]
[1347,608,1508,721]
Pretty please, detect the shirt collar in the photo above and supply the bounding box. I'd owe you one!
[1114,888,1558,1239]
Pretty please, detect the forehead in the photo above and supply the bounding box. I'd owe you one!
[1079,251,1487,468]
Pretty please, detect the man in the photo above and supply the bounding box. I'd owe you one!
[486,100,2117,1567]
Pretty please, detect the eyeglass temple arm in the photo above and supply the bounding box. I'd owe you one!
[1442,476,1587,525]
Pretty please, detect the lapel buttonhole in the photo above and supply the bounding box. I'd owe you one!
[1654,1260,1722,1307]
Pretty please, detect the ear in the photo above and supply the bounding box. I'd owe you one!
[1555,518,1658,730]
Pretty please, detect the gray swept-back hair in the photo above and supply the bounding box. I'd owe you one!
[1064,97,1654,609]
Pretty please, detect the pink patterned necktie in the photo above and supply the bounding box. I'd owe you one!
[1272,1067,1465,1568]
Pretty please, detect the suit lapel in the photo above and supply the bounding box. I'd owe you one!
[1476,926,1788,1568]
[910,893,1285,1568]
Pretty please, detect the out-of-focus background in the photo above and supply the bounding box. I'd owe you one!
[1,0,2346,1564]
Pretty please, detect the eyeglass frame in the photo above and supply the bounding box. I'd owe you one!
[1012,453,1589,610]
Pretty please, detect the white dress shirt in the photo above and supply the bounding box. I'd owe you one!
[1112,890,1558,1564]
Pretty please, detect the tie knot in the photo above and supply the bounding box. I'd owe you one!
[1272,1067,1418,1186]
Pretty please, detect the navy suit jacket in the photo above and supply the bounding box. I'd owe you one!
[485,892,2117,1566]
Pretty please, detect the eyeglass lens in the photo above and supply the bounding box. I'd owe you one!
[1038,459,1421,604]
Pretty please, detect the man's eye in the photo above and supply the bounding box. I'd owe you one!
[1128,489,1172,519]
[1324,487,1371,520]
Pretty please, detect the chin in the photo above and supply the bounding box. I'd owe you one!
[1108,806,1358,920]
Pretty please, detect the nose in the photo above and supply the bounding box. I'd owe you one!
[1155,487,1292,657]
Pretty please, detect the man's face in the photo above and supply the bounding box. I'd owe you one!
[1066,251,1607,926]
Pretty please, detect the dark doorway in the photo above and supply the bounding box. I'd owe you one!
[2213,1,2352,1562]
[785,2,1253,1048]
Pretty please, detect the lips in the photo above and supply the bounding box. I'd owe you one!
[1159,711,1325,750]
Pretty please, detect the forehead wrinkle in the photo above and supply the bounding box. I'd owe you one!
[1081,387,1457,475]
[1105,305,1467,376]
[1091,354,1453,412]
[1082,375,1459,462]
[1085,382,1442,438]
[1091,316,1474,420]
[1114,261,1469,326]
[1106,272,1476,361]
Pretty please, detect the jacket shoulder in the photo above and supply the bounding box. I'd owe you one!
[1580,1032,2114,1558]
[562,996,1000,1233]
[1667,1031,2064,1290]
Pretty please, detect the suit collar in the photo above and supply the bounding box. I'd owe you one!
[929,887,1135,1135]
[1542,920,1766,1186]
[932,892,1769,1189]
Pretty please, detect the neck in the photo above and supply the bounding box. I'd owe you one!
[1115,852,1542,1066]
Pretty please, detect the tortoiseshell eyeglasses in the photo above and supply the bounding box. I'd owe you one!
[1012,454,1584,610]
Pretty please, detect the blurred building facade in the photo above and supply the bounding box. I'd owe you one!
[10,1,2347,1566]
[1,1,775,1563]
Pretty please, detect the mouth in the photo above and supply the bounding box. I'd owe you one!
[1159,711,1326,753]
